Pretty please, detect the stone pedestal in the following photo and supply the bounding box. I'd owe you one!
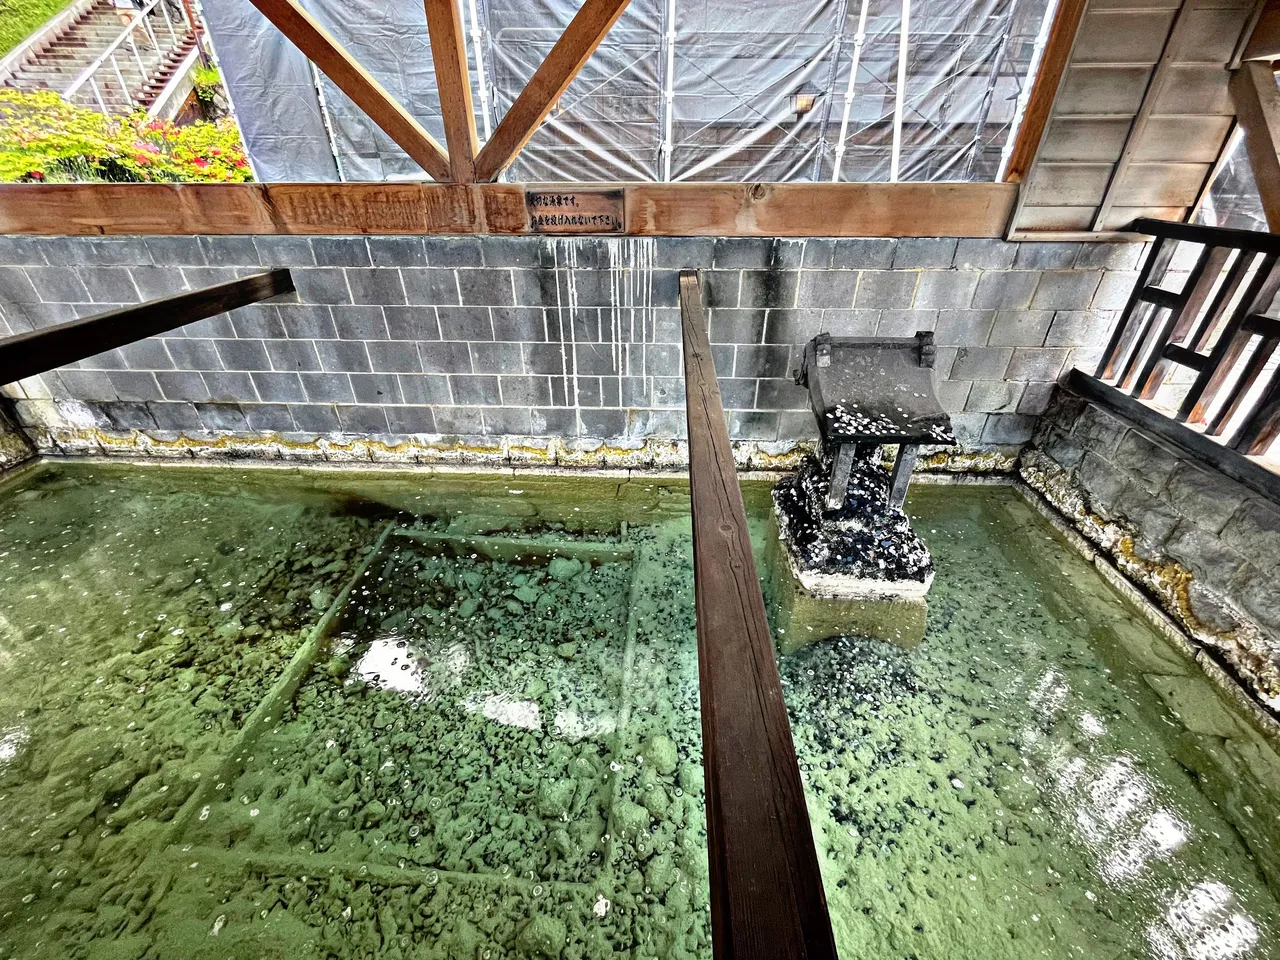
[769,452,933,651]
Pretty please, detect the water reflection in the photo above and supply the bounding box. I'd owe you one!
[1023,665,1259,958]
[1148,880,1259,960]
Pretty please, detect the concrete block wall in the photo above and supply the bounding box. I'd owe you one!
[1022,389,1280,708]
[0,234,1143,459]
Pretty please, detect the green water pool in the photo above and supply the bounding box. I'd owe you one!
[0,463,1275,960]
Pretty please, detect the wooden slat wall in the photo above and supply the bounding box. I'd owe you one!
[1013,0,1256,235]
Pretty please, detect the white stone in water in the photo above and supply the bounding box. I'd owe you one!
[951,778,965,789]
[593,896,611,918]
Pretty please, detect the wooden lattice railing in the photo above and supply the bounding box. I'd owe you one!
[1097,218,1280,457]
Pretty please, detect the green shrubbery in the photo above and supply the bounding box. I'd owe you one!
[191,64,222,103]
[0,89,251,182]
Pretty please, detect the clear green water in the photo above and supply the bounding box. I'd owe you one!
[0,464,1275,960]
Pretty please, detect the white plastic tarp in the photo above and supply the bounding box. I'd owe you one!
[200,0,1054,183]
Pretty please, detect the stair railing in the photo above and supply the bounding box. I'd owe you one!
[61,0,193,114]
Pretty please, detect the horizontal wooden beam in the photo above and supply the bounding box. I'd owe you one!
[473,0,633,182]
[246,0,451,182]
[679,270,837,960]
[0,270,293,384]
[0,182,1017,237]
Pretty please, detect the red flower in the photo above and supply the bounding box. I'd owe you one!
[29,170,44,180]
[210,148,221,156]
[233,158,247,168]
[192,157,208,169]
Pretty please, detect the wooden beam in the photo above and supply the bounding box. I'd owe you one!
[627,182,1017,237]
[1068,367,1280,504]
[1230,60,1280,229]
[424,0,479,183]
[678,270,837,960]
[245,0,451,182]
[1002,0,1089,184]
[473,0,632,182]
[0,270,293,384]
[1242,0,1280,61]
[0,182,1017,237]
[1090,0,1191,233]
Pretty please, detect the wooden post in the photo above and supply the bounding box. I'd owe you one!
[424,0,480,182]
[1230,60,1280,230]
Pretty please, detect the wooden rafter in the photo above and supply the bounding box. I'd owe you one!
[0,182,1019,237]
[424,0,479,183]
[1242,0,1280,62]
[1230,60,1280,230]
[246,0,451,182]
[473,0,632,182]
[1002,0,1088,184]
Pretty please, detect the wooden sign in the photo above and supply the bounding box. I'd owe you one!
[526,189,624,233]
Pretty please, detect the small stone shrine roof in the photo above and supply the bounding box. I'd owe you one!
[794,332,955,445]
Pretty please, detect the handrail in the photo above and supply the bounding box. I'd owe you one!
[1099,219,1280,456]
[0,271,293,385]
[1129,217,1280,257]
[679,270,838,960]
[62,0,186,100]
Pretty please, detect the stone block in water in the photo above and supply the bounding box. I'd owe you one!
[770,451,933,650]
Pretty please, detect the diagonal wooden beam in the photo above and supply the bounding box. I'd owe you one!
[0,271,294,384]
[1230,60,1280,230]
[424,0,479,182]
[1002,0,1088,184]
[473,0,632,182]
[246,0,451,181]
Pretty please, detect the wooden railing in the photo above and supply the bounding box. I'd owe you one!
[0,270,293,385]
[679,271,838,960]
[1097,218,1280,456]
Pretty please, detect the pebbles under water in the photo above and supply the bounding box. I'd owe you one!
[0,465,1274,960]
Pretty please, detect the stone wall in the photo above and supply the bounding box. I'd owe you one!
[1021,388,1280,712]
[0,234,1142,465]
[0,405,33,472]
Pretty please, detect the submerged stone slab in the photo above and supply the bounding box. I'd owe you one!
[768,529,927,652]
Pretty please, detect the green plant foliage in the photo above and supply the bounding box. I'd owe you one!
[0,0,72,58]
[192,64,221,103]
[0,89,252,182]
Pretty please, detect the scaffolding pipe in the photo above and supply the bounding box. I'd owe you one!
[830,0,869,182]
[659,0,676,181]
[810,0,850,182]
[466,0,492,140]
[890,0,910,182]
